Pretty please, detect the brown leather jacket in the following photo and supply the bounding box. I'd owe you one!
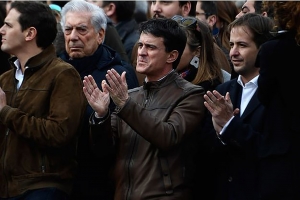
[0,45,86,198]
[90,71,205,200]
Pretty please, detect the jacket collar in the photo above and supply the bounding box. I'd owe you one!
[9,45,56,70]
[143,71,178,90]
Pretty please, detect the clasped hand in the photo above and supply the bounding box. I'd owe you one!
[204,90,239,133]
[83,69,128,117]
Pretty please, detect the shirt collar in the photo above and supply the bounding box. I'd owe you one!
[237,75,259,87]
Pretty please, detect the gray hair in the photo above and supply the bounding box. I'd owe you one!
[60,0,107,33]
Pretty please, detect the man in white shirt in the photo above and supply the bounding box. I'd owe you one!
[200,13,274,200]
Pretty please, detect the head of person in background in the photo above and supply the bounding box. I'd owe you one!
[134,0,149,24]
[229,13,274,82]
[101,1,135,25]
[60,0,107,59]
[214,1,239,53]
[150,0,197,19]
[100,1,139,60]
[196,1,217,33]
[173,15,224,91]
[236,0,274,19]
[49,3,62,22]
[268,1,299,35]
[85,0,103,7]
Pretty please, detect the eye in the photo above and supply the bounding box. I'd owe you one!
[76,27,88,35]
[137,43,143,48]
[64,27,72,35]
[241,7,250,14]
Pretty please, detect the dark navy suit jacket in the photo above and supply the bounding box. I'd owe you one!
[200,78,265,200]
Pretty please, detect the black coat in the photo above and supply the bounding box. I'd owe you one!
[256,31,300,200]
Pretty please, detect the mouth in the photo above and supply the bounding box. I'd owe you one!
[69,46,83,51]
[231,59,243,65]
[153,14,165,19]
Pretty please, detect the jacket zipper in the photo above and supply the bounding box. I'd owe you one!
[41,154,46,173]
[144,89,149,107]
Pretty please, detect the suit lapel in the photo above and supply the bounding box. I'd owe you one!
[229,81,243,110]
[240,90,260,119]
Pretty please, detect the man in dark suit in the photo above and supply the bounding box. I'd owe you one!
[201,13,274,200]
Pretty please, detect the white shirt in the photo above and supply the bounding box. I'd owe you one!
[14,59,28,90]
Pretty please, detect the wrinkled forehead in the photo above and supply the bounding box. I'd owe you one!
[64,11,92,26]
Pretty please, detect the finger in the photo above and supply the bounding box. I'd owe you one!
[206,91,218,102]
[88,75,98,90]
[101,80,109,94]
[82,86,90,98]
[102,79,113,94]
[204,101,215,114]
[203,94,212,104]
[233,108,240,116]
[225,92,231,102]
[120,71,127,89]
[109,69,122,86]
[83,79,93,95]
[106,70,119,91]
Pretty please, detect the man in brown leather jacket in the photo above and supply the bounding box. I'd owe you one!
[0,1,86,199]
[83,18,205,199]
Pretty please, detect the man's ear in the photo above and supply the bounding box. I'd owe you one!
[207,14,217,29]
[181,1,191,17]
[105,3,116,17]
[261,11,268,17]
[24,27,37,42]
[166,50,179,64]
[97,28,105,45]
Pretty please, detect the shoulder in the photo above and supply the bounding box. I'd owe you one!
[175,76,205,95]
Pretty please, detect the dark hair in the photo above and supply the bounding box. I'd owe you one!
[102,1,136,22]
[199,1,217,18]
[228,13,274,48]
[139,18,187,69]
[11,1,57,49]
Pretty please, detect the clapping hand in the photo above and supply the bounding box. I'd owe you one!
[103,69,128,108]
[83,75,110,117]
[204,90,239,133]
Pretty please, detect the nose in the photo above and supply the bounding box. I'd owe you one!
[0,25,5,35]
[229,46,239,57]
[235,11,242,19]
[69,29,79,40]
[138,45,147,56]
[151,2,161,13]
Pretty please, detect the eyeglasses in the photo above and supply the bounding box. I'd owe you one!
[171,15,197,28]
[196,12,212,18]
